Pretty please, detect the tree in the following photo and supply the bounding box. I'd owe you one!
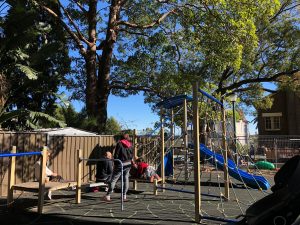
[35,0,179,132]
[213,0,300,102]
[0,0,70,130]
[118,0,300,112]
[53,104,122,134]
[105,117,122,135]
[36,0,293,133]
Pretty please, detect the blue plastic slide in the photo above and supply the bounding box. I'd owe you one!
[157,151,173,177]
[189,143,270,190]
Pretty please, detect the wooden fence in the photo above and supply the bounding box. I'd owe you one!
[0,132,116,196]
[0,132,158,196]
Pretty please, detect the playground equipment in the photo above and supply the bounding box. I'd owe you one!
[1,147,126,213]
[254,161,275,170]
[1,147,76,214]
[152,82,271,224]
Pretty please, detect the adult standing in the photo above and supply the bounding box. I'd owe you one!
[102,133,133,201]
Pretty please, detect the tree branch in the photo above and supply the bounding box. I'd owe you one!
[218,67,233,90]
[117,9,176,29]
[118,28,150,37]
[70,0,88,14]
[39,4,87,57]
[227,87,277,95]
[216,69,300,94]
[58,1,92,47]
[110,81,163,98]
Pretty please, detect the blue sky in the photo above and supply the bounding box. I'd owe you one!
[70,93,159,132]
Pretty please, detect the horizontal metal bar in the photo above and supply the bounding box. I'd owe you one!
[79,158,122,163]
[198,88,223,106]
[0,152,42,158]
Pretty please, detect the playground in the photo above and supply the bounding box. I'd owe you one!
[1,86,289,225]
[2,1,300,224]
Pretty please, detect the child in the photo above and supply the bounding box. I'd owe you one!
[133,157,161,182]
[93,151,113,192]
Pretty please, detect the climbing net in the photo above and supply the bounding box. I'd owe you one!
[152,92,273,222]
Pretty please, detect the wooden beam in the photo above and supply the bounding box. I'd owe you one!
[76,149,82,204]
[192,82,201,223]
[7,146,16,207]
[37,147,47,214]
[171,109,175,179]
[133,129,138,159]
[183,98,189,181]
[221,103,230,200]
[160,107,165,192]
[153,179,158,195]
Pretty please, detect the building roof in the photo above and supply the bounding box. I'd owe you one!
[34,127,97,136]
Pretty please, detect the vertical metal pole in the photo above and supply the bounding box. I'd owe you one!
[160,107,165,191]
[171,109,175,179]
[221,104,230,200]
[232,101,238,164]
[183,98,189,181]
[193,82,201,223]
[120,161,124,211]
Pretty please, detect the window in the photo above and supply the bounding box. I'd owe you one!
[262,112,282,131]
[265,116,281,130]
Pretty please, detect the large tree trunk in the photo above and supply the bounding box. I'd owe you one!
[85,0,98,117]
[96,1,121,133]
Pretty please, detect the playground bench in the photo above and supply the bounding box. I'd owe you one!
[10,181,76,193]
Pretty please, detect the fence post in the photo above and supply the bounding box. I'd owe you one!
[274,138,278,169]
[7,146,16,206]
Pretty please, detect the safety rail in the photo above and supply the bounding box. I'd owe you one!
[1,146,48,214]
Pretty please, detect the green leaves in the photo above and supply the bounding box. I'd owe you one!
[15,64,38,80]
[0,0,70,130]
[0,107,66,129]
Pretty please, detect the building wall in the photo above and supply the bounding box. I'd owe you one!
[287,91,300,135]
[258,91,300,135]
